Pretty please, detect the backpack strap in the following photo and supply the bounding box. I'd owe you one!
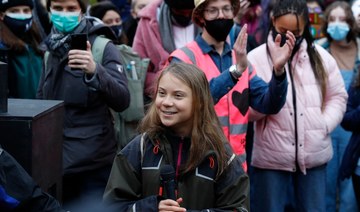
[140,133,146,167]
[91,36,111,64]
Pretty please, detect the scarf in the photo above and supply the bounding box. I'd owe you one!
[44,18,87,99]
[158,2,176,53]
[45,18,87,58]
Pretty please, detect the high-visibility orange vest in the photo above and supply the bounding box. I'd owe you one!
[168,41,256,171]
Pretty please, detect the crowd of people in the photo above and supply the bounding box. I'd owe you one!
[0,0,359,211]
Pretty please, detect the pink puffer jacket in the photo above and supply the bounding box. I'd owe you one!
[247,39,348,174]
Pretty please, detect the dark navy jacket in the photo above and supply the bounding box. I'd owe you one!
[0,148,63,212]
[104,133,250,211]
[339,85,360,180]
[37,19,130,174]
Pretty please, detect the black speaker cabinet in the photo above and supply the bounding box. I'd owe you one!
[0,99,64,202]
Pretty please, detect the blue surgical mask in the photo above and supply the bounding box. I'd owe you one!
[50,9,81,33]
[3,13,33,34]
[327,22,349,41]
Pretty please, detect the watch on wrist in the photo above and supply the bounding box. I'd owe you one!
[229,64,242,79]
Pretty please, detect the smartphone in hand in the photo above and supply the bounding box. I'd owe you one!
[70,33,87,50]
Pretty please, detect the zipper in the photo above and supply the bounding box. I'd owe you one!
[175,137,184,180]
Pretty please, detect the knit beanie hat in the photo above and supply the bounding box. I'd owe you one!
[89,1,120,20]
[0,0,34,12]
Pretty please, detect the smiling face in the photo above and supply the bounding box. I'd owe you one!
[155,72,194,137]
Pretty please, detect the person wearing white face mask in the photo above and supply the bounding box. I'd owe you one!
[316,1,359,212]
[37,0,130,211]
[0,0,43,99]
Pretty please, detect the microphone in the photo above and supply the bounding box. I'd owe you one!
[160,165,176,200]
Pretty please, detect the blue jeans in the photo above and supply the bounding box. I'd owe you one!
[326,125,358,212]
[251,165,327,212]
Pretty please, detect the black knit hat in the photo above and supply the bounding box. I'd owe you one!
[89,1,120,20]
[0,0,34,12]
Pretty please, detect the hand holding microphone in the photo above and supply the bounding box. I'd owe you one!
[158,165,186,212]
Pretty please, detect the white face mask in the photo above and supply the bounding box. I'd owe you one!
[352,0,360,18]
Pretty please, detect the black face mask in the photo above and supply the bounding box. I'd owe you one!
[291,35,304,57]
[110,25,122,38]
[204,19,234,42]
[272,28,287,47]
[3,15,32,35]
[171,13,192,27]
[272,28,304,54]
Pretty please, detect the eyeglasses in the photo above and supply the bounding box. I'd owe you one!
[204,6,234,20]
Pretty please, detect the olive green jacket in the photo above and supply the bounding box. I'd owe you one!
[104,133,250,211]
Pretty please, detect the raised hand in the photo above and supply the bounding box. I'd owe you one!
[233,24,248,74]
[267,31,295,75]
[68,41,96,75]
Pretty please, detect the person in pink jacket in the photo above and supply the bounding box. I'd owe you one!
[247,0,348,211]
[132,0,201,101]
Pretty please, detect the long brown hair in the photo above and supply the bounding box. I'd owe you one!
[0,19,42,54]
[139,62,229,178]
